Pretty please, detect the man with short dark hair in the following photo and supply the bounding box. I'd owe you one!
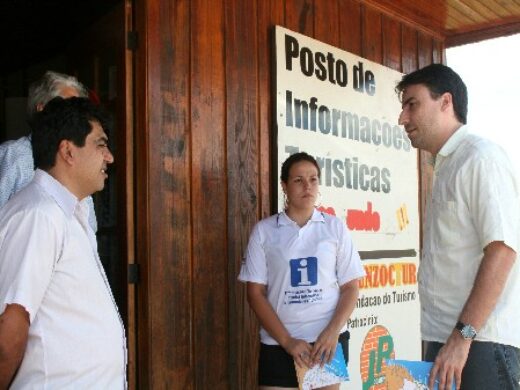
[397,63,520,390]
[0,97,126,388]
[0,71,97,232]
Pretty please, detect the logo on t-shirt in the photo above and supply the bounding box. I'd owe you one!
[290,257,318,287]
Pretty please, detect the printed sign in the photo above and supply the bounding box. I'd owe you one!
[295,343,349,390]
[385,360,456,390]
[274,26,421,389]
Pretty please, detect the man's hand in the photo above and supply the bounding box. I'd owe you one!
[428,330,471,390]
[428,241,517,390]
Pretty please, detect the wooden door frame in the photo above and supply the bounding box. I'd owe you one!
[121,0,137,387]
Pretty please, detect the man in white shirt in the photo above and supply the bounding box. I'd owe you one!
[0,70,98,232]
[0,97,126,388]
[396,64,520,390]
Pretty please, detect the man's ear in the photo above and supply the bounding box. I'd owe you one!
[57,139,75,165]
[440,92,453,112]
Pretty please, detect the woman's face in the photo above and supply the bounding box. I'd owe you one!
[282,160,319,212]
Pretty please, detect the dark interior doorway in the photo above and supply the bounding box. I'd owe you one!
[0,0,131,347]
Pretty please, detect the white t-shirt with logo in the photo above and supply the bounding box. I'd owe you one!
[238,209,365,345]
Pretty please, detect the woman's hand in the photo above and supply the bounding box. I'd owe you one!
[282,337,313,369]
[310,327,339,367]
[310,279,359,366]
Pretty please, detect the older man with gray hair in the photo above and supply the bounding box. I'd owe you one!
[0,70,97,231]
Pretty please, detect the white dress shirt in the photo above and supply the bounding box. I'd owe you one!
[0,169,126,388]
[239,209,365,345]
[0,135,98,232]
[420,127,520,347]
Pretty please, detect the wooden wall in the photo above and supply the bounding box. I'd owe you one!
[134,0,443,388]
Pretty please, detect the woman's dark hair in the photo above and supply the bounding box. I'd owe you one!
[280,152,321,183]
[31,96,110,170]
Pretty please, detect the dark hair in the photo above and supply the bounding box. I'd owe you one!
[31,97,110,170]
[396,64,468,124]
[280,152,321,183]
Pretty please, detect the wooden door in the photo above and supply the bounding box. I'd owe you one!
[68,1,137,387]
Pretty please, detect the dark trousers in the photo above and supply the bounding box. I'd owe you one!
[425,341,520,390]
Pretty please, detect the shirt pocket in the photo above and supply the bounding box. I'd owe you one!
[429,198,462,250]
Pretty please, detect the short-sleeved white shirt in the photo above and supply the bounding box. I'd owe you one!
[238,209,365,345]
[420,127,520,347]
[0,169,126,388]
[0,135,98,232]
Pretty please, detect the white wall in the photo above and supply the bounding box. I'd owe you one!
[447,34,520,178]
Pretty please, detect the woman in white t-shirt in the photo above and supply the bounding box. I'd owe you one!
[239,152,365,389]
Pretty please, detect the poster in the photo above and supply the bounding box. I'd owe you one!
[274,26,421,389]
[295,343,349,390]
[385,360,456,390]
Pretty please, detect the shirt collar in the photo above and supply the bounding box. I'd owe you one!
[277,208,325,227]
[437,125,468,158]
[33,169,81,218]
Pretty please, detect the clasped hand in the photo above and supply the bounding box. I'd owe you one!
[284,328,338,369]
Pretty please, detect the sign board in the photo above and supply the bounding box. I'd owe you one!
[274,26,421,389]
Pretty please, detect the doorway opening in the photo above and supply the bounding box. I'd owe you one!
[0,0,135,383]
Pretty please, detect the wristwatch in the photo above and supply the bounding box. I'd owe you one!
[455,321,477,340]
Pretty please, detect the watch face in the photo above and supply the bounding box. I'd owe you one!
[461,325,477,339]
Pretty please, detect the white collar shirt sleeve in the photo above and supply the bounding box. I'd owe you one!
[0,169,126,388]
[0,136,98,232]
[420,127,520,347]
